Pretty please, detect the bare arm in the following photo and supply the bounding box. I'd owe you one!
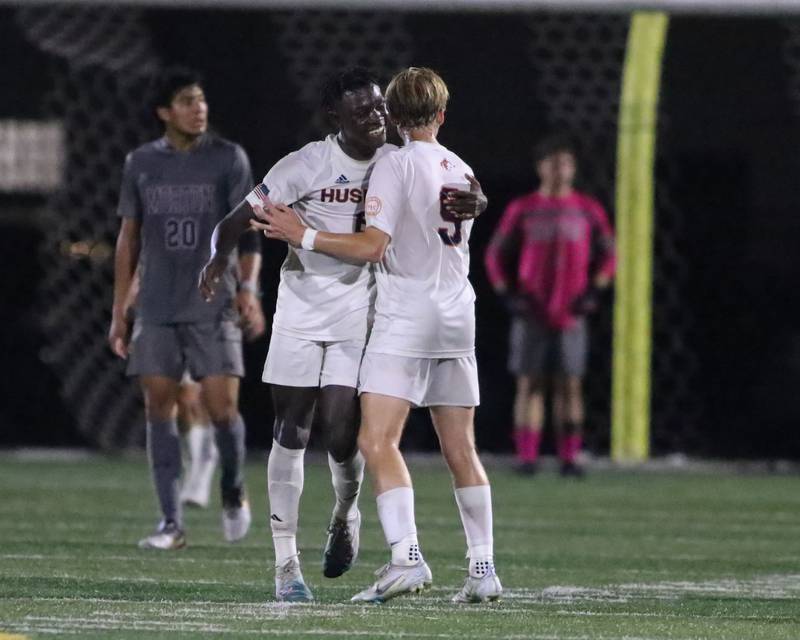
[236,249,265,340]
[123,265,140,317]
[109,217,141,358]
[199,200,253,300]
[313,226,390,263]
[213,200,254,258]
[252,202,390,264]
[238,250,261,292]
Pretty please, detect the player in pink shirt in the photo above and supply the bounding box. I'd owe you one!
[485,135,615,476]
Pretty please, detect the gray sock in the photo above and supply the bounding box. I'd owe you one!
[147,419,183,528]
[214,414,246,500]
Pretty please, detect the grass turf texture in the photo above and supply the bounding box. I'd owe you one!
[1,453,799,639]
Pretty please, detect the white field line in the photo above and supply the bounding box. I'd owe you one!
[1,573,244,586]
[534,574,800,603]
[1,621,678,640]
[0,554,259,565]
[6,574,800,606]
[4,575,799,639]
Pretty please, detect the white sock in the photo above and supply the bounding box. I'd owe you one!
[328,451,364,522]
[454,484,494,578]
[376,487,421,566]
[184,427,205,478]
[185,426,217,476]
[267,441,305,566]
[199,425,218,463]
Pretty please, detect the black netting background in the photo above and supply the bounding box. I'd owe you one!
[13,8,739,455]
[17,6,161,449]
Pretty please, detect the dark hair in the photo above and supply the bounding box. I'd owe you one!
[320,67,380,112]
[152,67,204,110]
[533,133,577,164]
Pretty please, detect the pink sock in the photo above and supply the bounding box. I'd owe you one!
[558,434,582,463]
[515,429,541,463]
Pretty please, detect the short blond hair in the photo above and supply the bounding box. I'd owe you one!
[386,67,449,129]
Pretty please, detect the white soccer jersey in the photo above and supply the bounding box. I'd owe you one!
[246,135,396,341]
[364,140,477,358]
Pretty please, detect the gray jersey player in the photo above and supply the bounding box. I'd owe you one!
[109,67,261,550]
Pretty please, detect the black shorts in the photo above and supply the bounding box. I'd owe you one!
[508,316,587,377]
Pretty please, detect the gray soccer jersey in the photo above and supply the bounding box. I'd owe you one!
[117,134,253,324]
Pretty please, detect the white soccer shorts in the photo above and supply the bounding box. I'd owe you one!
[358,352,480,408]
[262,332,365,389]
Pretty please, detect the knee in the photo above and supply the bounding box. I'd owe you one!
[318,416,358,462]
[144,397,175,423]
[209,407,238,429]
[357,428,394,461]
[441,440,478,471]
[327,433,357,463]
[274,422,311,449]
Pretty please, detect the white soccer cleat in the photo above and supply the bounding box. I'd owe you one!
[452,566,503,603]
[350,561,432,603]
[222,498,251,542]
[275,556,314,602]
[138,520,186,551]
[323,509,361,578]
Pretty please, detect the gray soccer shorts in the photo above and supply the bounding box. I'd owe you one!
[127,320,244,380]
[508,316,588,377]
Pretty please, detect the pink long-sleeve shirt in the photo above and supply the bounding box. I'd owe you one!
[485,190,616,330]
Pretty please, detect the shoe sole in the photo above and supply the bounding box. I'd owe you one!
[354,579,431,604]
[182,498,209,509]
[138,540,186,551]
[455,593,501,604]
[322,544,354,578]
[276,593,314,603]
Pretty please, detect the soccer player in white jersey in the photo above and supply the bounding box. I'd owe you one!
[200,69,393,602]
[258,67,502,604]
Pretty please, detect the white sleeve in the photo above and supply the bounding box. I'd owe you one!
[244,149,308,208]
[365,153,405,239]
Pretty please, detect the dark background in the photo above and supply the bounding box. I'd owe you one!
[2,8,800,458]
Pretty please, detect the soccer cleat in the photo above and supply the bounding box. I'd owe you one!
[180,443,218,508]
[452,566,503,603]
[559,461,586,478]
[350,561,432,603]
[138,520,186,550]
[275,556,314,602]
[515,461,538,476]
[222,488,251,542]
[322,509,361,578]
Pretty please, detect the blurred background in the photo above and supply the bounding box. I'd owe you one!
[2,1,800,460]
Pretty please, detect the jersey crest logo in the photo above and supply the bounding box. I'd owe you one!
[440,158,453,171]
[365,196,382,217]
[335,174,350,184]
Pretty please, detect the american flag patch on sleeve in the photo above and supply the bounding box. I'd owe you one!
[245,183,272,208]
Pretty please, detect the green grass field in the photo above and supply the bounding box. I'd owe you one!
[1,452,799,639]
